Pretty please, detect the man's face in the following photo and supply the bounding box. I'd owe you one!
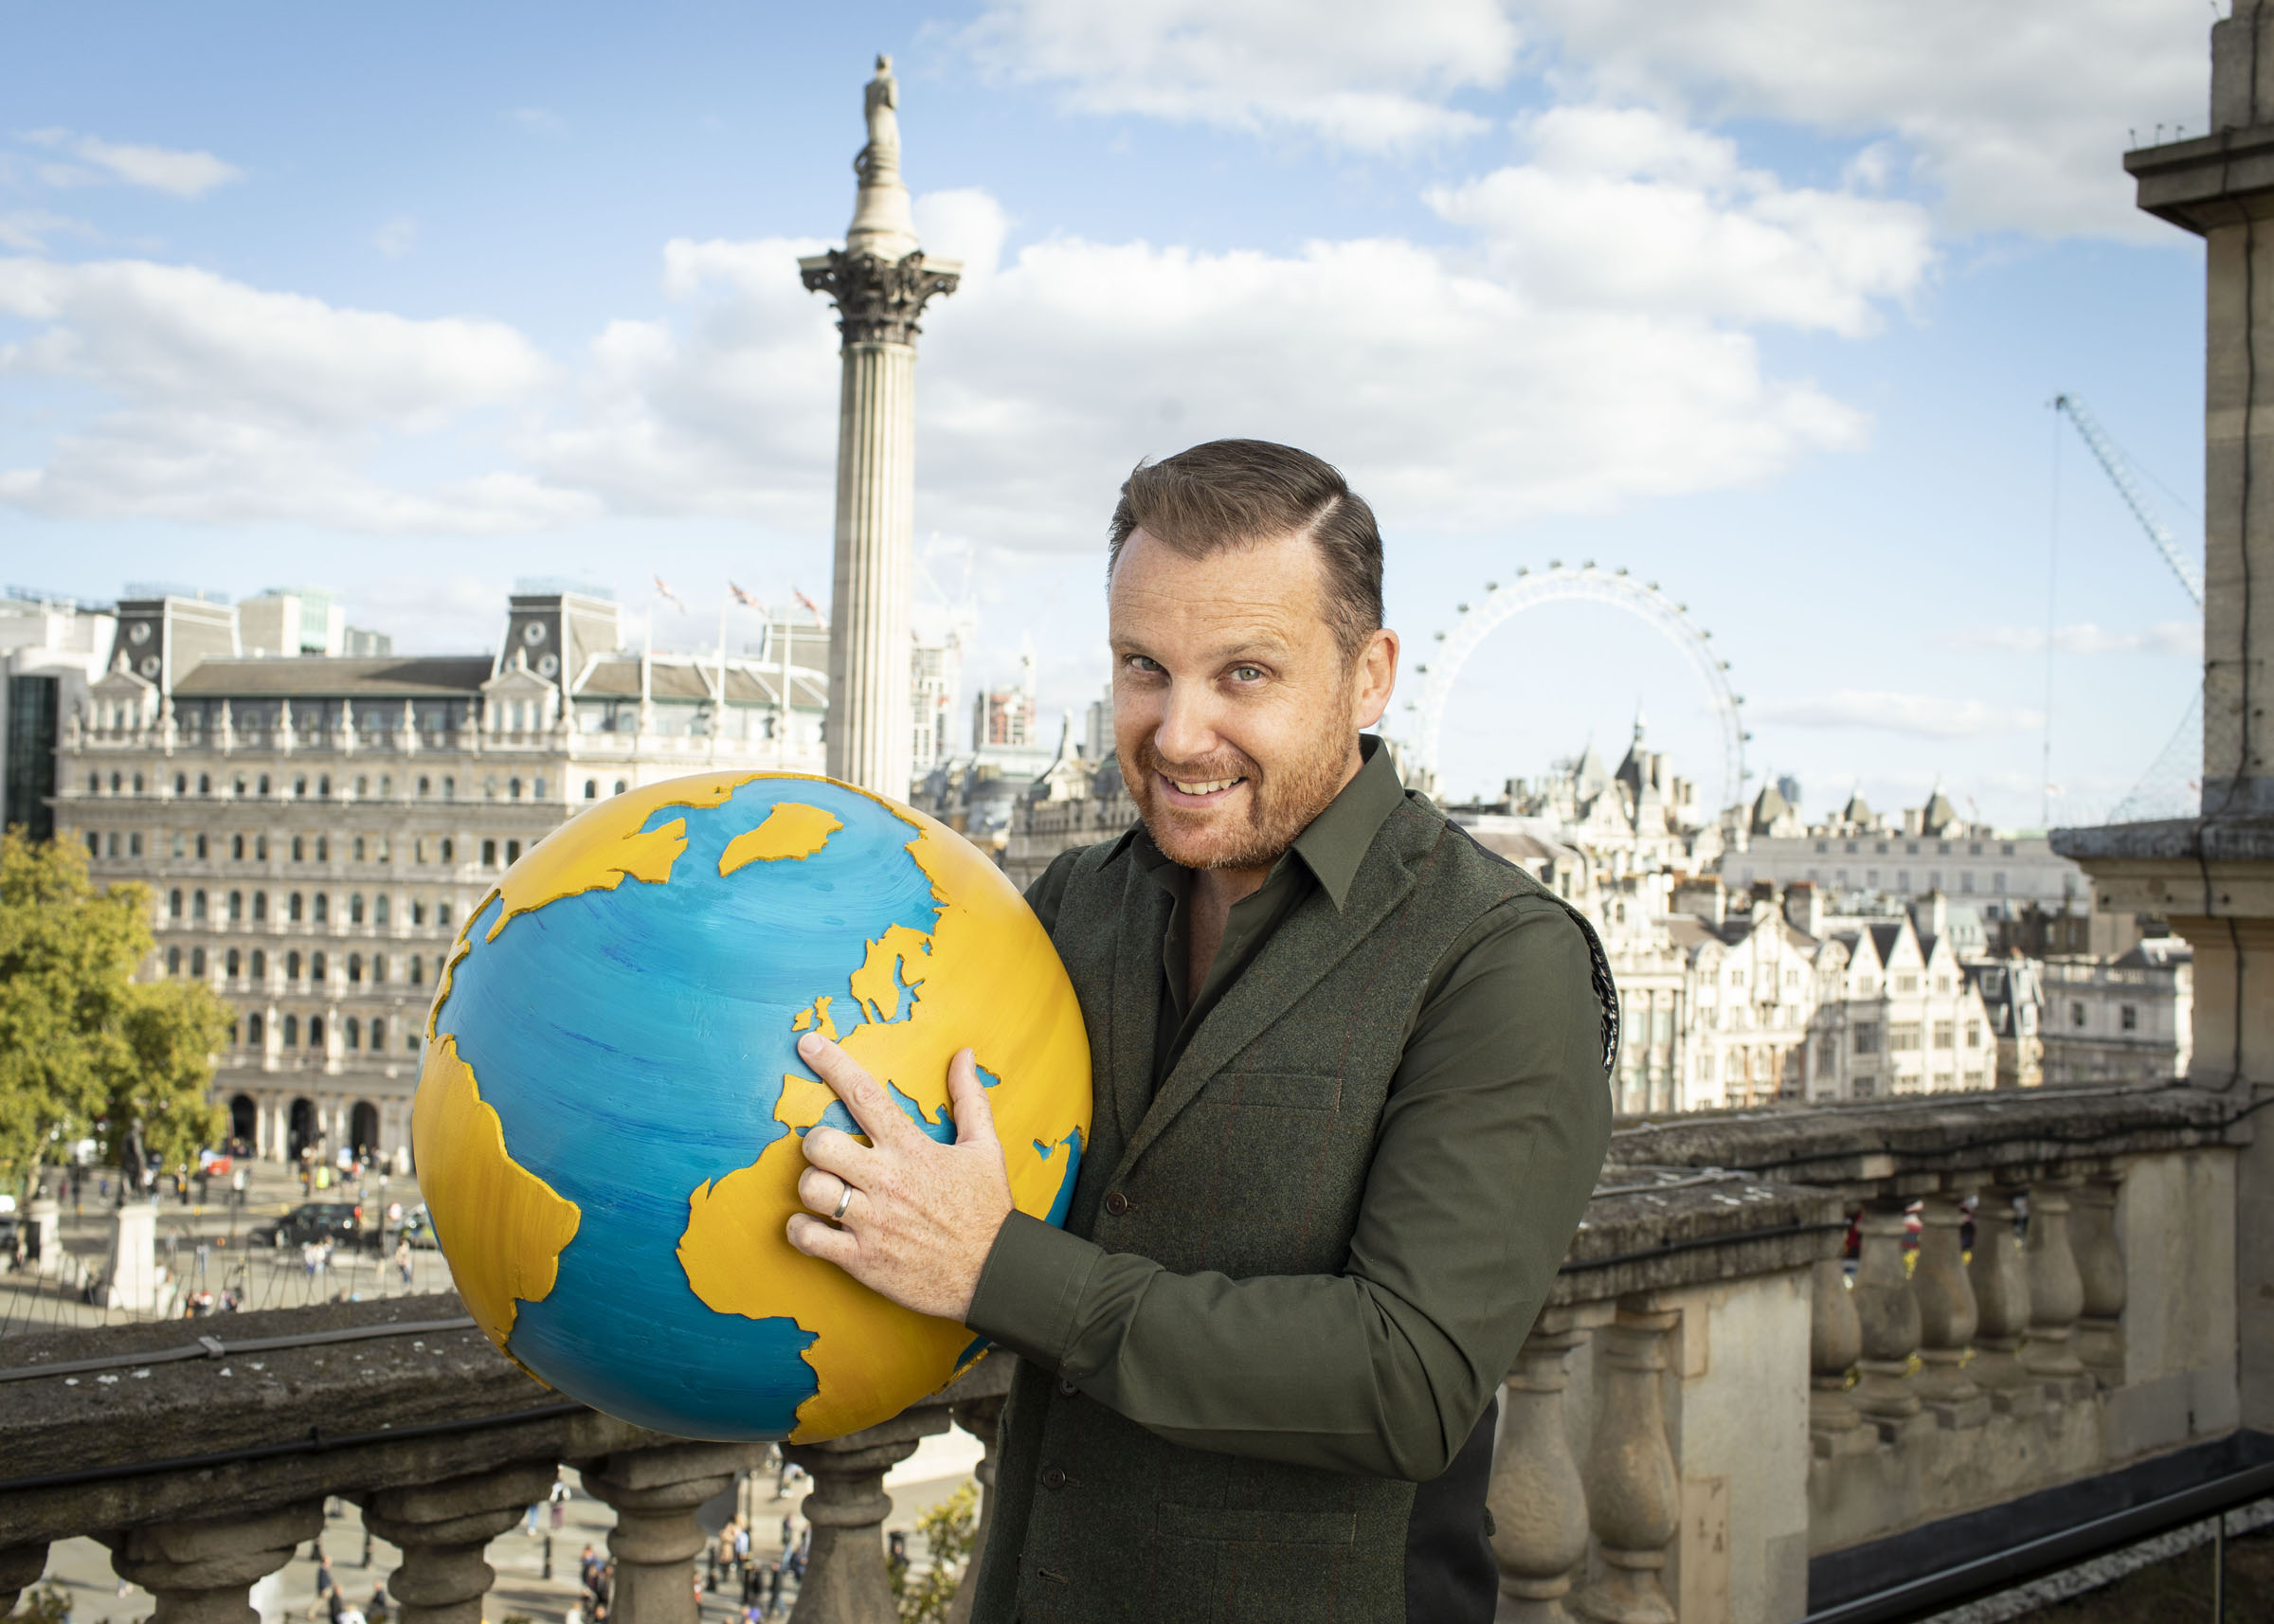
[1109,528,1398,872]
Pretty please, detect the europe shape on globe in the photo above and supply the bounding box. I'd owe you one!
[411,771,1092,1442]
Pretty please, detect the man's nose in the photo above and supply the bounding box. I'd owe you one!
[1152,680,1223,767]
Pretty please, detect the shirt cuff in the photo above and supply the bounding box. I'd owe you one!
[965,1208,1101,1371]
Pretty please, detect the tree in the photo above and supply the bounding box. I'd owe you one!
[890,1482,978,1624]
[0,828,226,1199]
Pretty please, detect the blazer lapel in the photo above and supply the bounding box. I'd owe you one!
[1113,808,1444,1177]
[1102,855,1172,1149]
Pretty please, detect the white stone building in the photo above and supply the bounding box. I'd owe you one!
[2040,939,2194,1086]
[3,591,120,842]
[51,585,829,1169]
[1720,785,2085,911]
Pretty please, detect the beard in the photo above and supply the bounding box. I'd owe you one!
[1126,695,1361,873]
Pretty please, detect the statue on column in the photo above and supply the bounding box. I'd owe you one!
[855,54,901,188]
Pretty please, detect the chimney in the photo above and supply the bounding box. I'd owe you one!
[1784,881,1827,938]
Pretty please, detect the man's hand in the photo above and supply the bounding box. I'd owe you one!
[785,1033,1015,1323]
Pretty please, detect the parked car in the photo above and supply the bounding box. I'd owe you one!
[247,1201,370,1252]
[397,1203,442,1251]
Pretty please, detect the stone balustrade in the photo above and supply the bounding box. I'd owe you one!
[0,1086,2249,1624]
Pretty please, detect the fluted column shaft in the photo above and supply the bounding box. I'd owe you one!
[826,338,918,795]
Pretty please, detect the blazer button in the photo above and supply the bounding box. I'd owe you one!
[1041,1466,1068,1490]
[1104,1191,1130,1217]
[1057,1377,1078,1397]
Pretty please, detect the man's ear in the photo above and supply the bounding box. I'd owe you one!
[1351,628,1399,730]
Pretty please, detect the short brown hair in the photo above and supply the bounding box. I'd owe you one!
[1108,439,1383,660]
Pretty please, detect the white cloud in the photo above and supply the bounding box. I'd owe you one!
[0,257,583,531]
[506,108,568,138]
[1514,0,2207,239]
[0,210,96,253]
[372,215,419,259]
[1940,621,2203,657]
[17,128,244,198]
[1427,106,1934,336]
[964,0,1521,151]
[1757,689,2044,739]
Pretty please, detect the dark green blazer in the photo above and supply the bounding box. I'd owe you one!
[965,781,1615,1624]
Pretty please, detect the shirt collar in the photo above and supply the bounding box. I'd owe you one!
[1118,732,1404,913]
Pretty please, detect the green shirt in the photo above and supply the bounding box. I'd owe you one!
[966,737,1613,1480]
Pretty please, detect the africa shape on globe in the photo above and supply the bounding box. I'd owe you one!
[410,771,1092,1443]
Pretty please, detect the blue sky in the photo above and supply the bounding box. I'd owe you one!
[0,0,2223,829]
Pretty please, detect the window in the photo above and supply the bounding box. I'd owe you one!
[258,774,270,796]
[349,952,362,983]
[316,836,329,862]
[614,780,627,796]
[192,889,207,921]
[288,893,303,924]
[294,775,307,798]
[250,948,265,979]
[482,839,498,866]
[195,833,208,860]
[84,832,98,859]
[374,894,389,926]
[346,1018,361,1051]
[1896,974,1918,994]
[287,950,302,981]
[247,1013,264,1045]
[418,775,431,799]
[1937,976,1952,994]
[173,772,187,796]
[441,839,454,863]
[2072,1001,2086,1028]
[313,893,328,925]
[1994,873,2008,893]
[505,839,521,864]
[85,773,98,796]
[199,773,212,797]
[167,946,182,975]
[351,893,365,924]
[256,835,268,860]
[1966,1022,1982,1048]
[282,1014,299,1047]
[412,899,425,927]
[171,832,186,859]
[317,775,331,799]
[1701,1052,1715,1080]
[586,780,599,800]
[1889,1024,1922,1051]
[232,834,244,860]
[1896,871,1909,892]
[190,947,205,977]
[355,777,369,798]
[443,777,456,800]
[251,892,267,923]
[1785,969,1800,987]
[353,837,366,862]
[406,1030,419,1054]
[372,1018,386,1049]
[308,1015,324,1048]
[233,775,246,797]
[132,773,143,795]
[228,890,244,922]
[311,950,326,983]
[510,777,523,800]
[129,831,144,857]
[380,776,392,798]
[372,952,387,983]
[1933,1020,1955,1049]
[409,955,423,986]
[438,901,452,929]
[1854,1023,1882,1055]
[2121,1003,2139,1032]
[169,888,184,919]
[293,836,305,862]
[226,948,241,978]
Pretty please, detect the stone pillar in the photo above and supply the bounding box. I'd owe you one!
[1968,1185,2040,1411]
[944,1394,1007,1624]
[1849,1200,1922,1426]
[106,1200,160,1311]
[783,1406,948,1624]
[1912,1191,1987,1422]
[0,1542,50,1617]
[1576,1304,1679,1624]
[1491,1317,1595,1623]
[798,55,959,799]
[106,1502,322,1624]
[2072,1175,2130,1387]
[27,1198,60,1274]
[1808,1257,1870,1455]
[2022,1176,2089,1385]
[359,1460,559,1624]
[580,1444,761,1624]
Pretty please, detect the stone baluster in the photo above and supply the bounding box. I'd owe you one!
[2071,1175,2129,1388]
[359,1460,560,1624]
[782,1407,947,1624]
[1966,1184,2038,1410]
[1,1543,50,1617]
[1490,1315,1596,1622]
[945,1394,1008,1624]
[1912,1190,1987,1424]
[1808,1255,1869,1455]
[2021,1175,2089,1387]
[580,1443,763,1624]
[105,1502,323,1624]
[1849,1199,1922,1428]
[1576,1304,1679,1624]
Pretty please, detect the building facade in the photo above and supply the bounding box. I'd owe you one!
[1720,787,2085,910]
[2039,939,2194,1087]
[52,586,829,1169]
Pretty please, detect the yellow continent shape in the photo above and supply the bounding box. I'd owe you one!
[410,1033,581,1352]
[719,803,842,875]
[677,792,1091,1442]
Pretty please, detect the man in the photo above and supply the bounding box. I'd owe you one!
[785,440,1615,1621]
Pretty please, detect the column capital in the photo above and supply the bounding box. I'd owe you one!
[799,249,961,347]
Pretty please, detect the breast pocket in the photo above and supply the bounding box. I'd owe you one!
[1213,1071,1343,1112]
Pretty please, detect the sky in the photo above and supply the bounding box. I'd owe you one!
[0,0,2227,831]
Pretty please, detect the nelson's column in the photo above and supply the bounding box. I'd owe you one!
[801,55,961,795]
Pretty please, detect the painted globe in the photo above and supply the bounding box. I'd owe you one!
[411,770,1092,1442]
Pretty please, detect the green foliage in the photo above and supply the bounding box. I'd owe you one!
[890,1482,978,1624]
[0,828,227,1197]
[13,1583,72,1624]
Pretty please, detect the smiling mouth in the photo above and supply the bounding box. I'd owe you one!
[1165,775,1245,798]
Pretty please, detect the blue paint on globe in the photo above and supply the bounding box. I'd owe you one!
[431,775,1079,1440]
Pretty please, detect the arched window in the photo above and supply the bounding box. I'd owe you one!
[256,835,268,860]
[84,832,98,858]
[250,948,265,979]
[286,950,302,981]
[294,775,307,798]
[169,888,183,919]
[352,837,366,862]
[408,955,424,986]
[247,1013,264,1045]
[505,839,521,864]
[371,1018,387,1050]
[198,773,211,796]
[380,776,392,798]
[411,899,425,926]
[316,836,329,862]
[482,839,498,867]
[308,1016,324,1048]
[166,946,182,974]
[348,952,362,983]
[346,1018,361,1051]
[510,777,523,800]
[257,774,270,796]
[438,901,453,929]
[292,836,305,862]
[351,893,365,924]
[190,947,206,977]
[313,893,329,925]
[109,772,121,794]
[417,776,430,798]
[282,1014,298,1047]
[372,952,388,983]
[373,893,390,926]
[232,834,244,860]
[192,889,207,920]
[442,777,456,800]
[128,832,142,857]
[441,839,455,863]
[614,779,627,796]
[355,777,369,798]
[85,772,98,795]
[173,772,186,795]
[226,948,241,978]
[195,833,208,859]
[317,775,331,798]
[287,893,303,923]
[252,892,268,923]
[310,950,326,983]
[132,772,144,794]
[106,832,120,858]
[228,890,244,922]
[585,780,598,800]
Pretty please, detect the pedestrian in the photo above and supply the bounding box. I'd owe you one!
[549,1479,570,1530]
[764,1562,783,1619]
[361,1526,372,1568]
[366,1581,388,1624]
[578,1544,601,1597]
[393,1236,413,1287]
[523,1501,542,1538]
[308,1546,334,1622]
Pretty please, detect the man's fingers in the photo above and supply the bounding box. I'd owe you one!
[948,1048,1001,1149]
[800,1121,879,1182]
[797,1033,913,1148]
[786,1212,860,1267]
[796,1165,857,1221]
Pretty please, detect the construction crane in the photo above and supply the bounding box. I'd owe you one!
[2050,392,2206,605]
